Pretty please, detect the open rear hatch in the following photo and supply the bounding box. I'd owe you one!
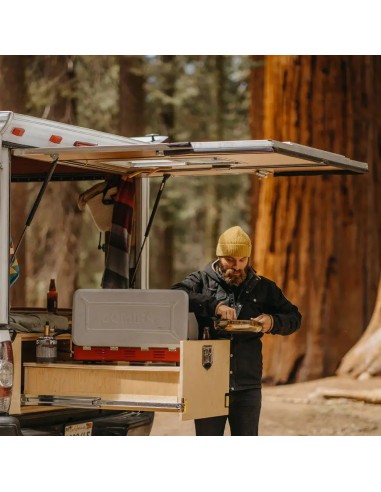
[11,139,368,181]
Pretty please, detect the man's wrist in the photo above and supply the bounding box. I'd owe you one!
[263,314,274,333]
[215,302,224,316]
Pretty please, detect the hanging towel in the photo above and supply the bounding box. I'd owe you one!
[77,181,117,232]
[102,177,135,289]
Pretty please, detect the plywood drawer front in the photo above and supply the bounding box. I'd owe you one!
[179,340,230,421]
[24,364,180,399]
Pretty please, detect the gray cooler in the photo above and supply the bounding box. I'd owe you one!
[72,289,198,349]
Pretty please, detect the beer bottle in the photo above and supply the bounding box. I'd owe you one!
[203,327,211,340]
[47,278,58,313]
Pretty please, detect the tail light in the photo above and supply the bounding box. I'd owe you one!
[0,341,13,414]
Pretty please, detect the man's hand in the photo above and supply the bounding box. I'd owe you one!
[216,304,237,320]
[251,314,273,333]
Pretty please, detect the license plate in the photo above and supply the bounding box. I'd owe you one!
[64,422,93,436]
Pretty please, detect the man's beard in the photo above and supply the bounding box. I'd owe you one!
[219,265,247,286]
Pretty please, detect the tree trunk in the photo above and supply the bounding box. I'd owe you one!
[337,276,381,378]
[249,55,265,239]
[118,55,146,279]
[119,56,145,137]
[250,55,381,383]
[150,56,177,287]
[0,56,28,307]
[205,56,225,259]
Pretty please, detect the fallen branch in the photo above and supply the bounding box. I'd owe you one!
[320,388,381,404]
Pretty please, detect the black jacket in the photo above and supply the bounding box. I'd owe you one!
[172,261,302,390]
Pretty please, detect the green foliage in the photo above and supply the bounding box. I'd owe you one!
[75,56,119,133]
[143,55,250,141]
[144,56,252,286]
[20,55,253,295]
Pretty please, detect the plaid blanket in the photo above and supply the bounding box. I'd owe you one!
[102,177,135,288]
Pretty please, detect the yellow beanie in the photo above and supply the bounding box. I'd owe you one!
[216,226,252,257]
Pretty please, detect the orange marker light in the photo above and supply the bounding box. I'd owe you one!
[49,135,63,144]
[11,127,25,136]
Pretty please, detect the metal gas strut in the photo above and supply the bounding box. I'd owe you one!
[10,155,59,263]
[130,173,171,288]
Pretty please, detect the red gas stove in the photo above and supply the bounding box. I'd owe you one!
[73,345,180,363]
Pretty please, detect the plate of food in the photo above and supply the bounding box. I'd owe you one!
[214,319,263,333]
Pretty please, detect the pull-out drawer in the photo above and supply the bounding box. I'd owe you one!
[22,340,230,421]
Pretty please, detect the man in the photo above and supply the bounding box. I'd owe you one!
[172,226,301,436]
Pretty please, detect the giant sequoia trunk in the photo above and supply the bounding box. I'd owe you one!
[337,277,381,378]
[250,56,381,383]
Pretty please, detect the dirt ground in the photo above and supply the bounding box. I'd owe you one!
[150,376,381,436]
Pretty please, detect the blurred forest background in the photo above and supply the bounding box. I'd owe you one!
[1,55,380,385]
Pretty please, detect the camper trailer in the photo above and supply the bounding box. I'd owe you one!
[0,111,368,435]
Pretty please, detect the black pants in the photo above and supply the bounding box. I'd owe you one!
[194,388,262,436]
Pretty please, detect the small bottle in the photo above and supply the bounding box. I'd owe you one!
[36,322,57,363]
[44,321,50,337]
[203,327,211,340]
[47,278,58,313]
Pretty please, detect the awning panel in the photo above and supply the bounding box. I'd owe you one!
[12,139,368,180]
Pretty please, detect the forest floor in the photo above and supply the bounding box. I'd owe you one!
[150,375,381,436]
